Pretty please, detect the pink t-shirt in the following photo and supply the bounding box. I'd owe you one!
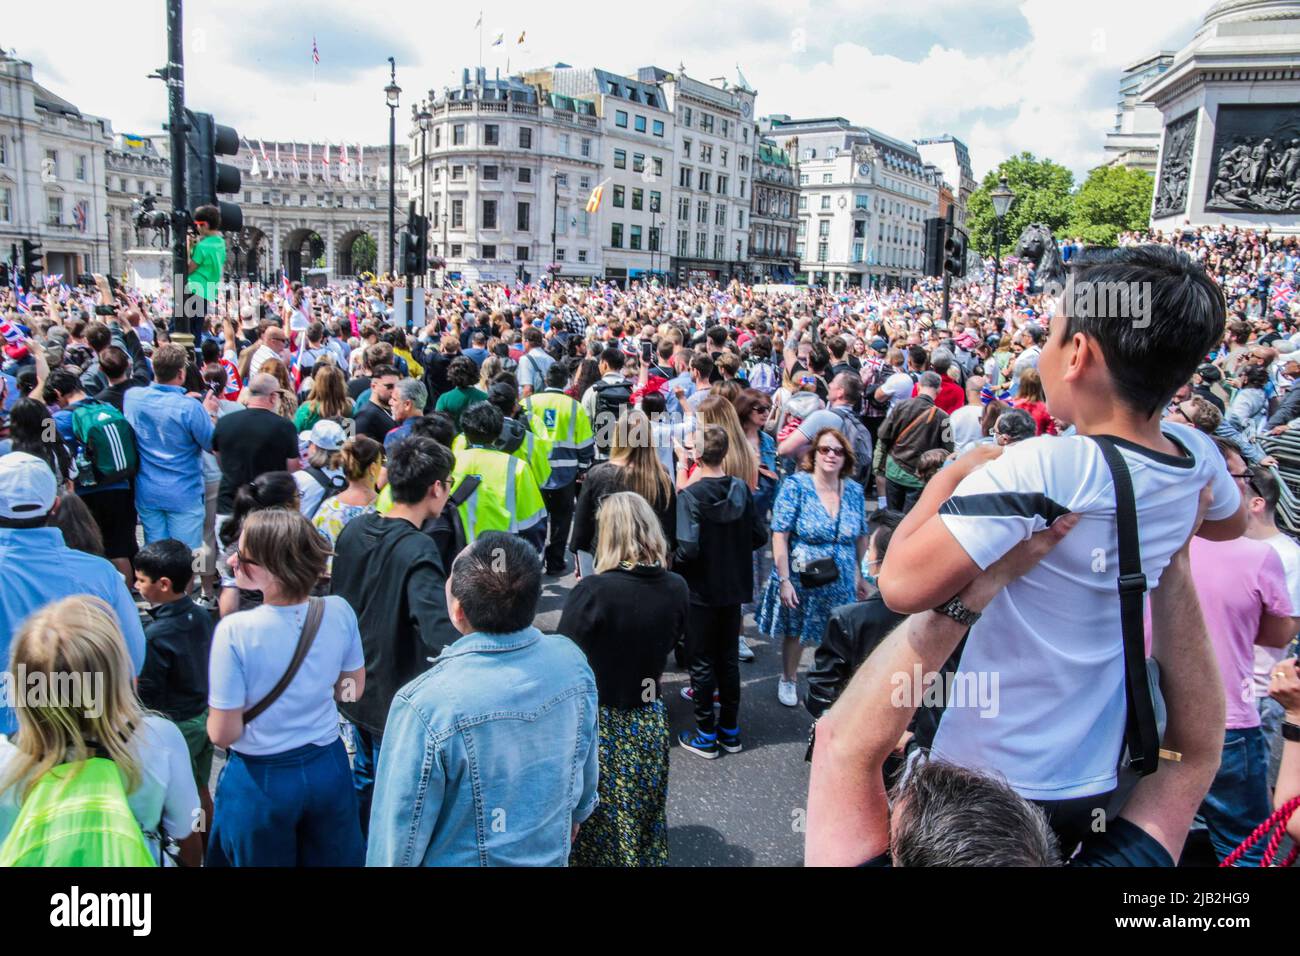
[1187,536,1293,729]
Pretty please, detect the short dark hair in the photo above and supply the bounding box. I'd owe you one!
[135,538,195,593]
[867,509,904,558]
[98,346,130,380]
[370,364,399,382]
[386,435,453,505]
[193,204,221,230]
[545,362,569,389]
[808,344,830,373]
[698,424,729,466]
[707,326,728,347]
[599,347,625,371]
[1249,464,1280,515]
[409,412,456,447]
[46,367,82,399]
[449,532,542,633]
[462,401,503,446]
[1063,245,1226,417]
[447,355,480,389]
[690,353,714,379]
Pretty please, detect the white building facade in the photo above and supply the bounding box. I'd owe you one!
[1102,54,1175,174]
[915,135,976,232]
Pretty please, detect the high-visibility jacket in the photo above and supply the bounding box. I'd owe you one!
[449,445,547,543]
[522,388,594,490]
[451,418,552,491]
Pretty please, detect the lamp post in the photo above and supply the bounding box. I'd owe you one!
[385,58,401,277]
[989,175,1014,329]
[417,105,432,217]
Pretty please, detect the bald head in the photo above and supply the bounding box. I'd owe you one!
[246,373,280,400]
[966,375,986,400]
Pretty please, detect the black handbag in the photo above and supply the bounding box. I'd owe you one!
[794,481,844,589]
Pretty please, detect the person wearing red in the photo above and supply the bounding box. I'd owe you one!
[911,348,965,415]
[1012,367,1057,435]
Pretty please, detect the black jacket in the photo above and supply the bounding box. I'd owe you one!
[330,512,458,735]
[805,597,906,720]
[570,462,676,555]
[673,476,768,606]
[136,596,213,723]
[558,565,689,709]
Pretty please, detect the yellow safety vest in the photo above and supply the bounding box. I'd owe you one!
[449,445,547,543]
[522,389,594,488]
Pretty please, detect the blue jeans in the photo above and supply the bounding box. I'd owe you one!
[138,501,205,551]
[348,724,382,842]
[1197,727,1272,867]
[207,739,364,867]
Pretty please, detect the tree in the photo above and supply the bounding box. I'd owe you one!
[966,153,1075,257]
[351,233,377,275]
[1067,165,1154,247]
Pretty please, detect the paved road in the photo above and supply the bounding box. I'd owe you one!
[535,565,816,868]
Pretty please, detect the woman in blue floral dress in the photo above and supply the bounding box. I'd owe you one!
[756,426,871,708]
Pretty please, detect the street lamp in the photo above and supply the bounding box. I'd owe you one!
[385,58,401,276]
[417,105,432,217]
[989,175,1014,327]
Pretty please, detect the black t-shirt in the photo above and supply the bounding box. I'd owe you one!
[211,408,300,513]
[347,375,371,401]
[354,400,397,444]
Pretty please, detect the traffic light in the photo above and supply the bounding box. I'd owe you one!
[22,239,43,282]
[944,228,968,278]
[0,262,7,289]
[401,214,428,276]
[923,217,945,278]
[185,110,242,233]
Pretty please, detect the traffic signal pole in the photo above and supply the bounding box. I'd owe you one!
[405,201,415,330]
[165,0,190,344]
[941,205,954,328]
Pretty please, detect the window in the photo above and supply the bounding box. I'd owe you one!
[451,164,465,180]
[697,199,708,223]
[698,171,710,192]
[631,188,643,211]
[578,209,591,236]
[518,167,532,183]
[700,113,714,133]
[818,242,828,262]
[517,202,530,230]
[557,204,569,235]
[798,196,807,210]
[649,190,661,213]
[482,200,497,228]
[483,244,497,258]
[630,224,642,250]
[632,154,645,173]
[652,157,663,176]
[713,235,724,259]
[820,195,830,210]
[47,195,62,224]
[721,119,729,137]
[434,128,442,148]
[652,119,664,138]
[555,172,568,187]
[517,245,529,260]
[616,110,628,128]
[855,193,868,209]
[720,148,728,167]
[556,248,566,261]
[580,137,592,157]
[796,242,805,259]
[613,185,625,208]
[518,127,532,149]
[577,249,588,262]
[715,203,725,227]
[696,233,707,257]
[579,175,591,190]
[0,135,7,165]
[433,167,441,182]
[800,174,809,185]
[483,165,499,181]
[677,230,688,256]
[451,243,463,257]
[75,155,87,181]
[739,155,748,172]
[484,124,500,146]
[681,106,692,127]
[682,138,692,159]
[44,149,58,178]
[853,242,864,263]
[677,196,690,220]
[739,179,746,199]
[0,187,10,222]
[798,221,807,238]
[632,115,645,134]
[613,149,626,169]
[736,209,744,229]
[453,124,466,145]
[700,144,712,164]
[611,223,623,248]
[649,226,660,252]
[819,220,830,237]
[717,175,728,195]
[822,173,832,184]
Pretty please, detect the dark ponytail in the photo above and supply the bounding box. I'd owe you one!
[219,470,298,548]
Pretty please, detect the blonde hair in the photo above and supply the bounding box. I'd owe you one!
[609,409,673,511]
[696,395,758,489]
[594,492,668,572]
[1,596,143,802]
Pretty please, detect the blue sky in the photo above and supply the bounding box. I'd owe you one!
[10,0,1210,182]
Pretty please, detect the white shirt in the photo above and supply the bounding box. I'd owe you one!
[0,714,199,866]
[295,466,346,519]
[208,596,365,757]
[1254,531,1300,698]
[249,344,281,377]
[949,404,984,455]
[933,424,1240,800]
[878,371,914,410]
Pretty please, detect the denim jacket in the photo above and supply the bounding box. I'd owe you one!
[366,626,599,867]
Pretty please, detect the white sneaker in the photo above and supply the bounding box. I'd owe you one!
[777,679,798,707]
[738,637,755,662]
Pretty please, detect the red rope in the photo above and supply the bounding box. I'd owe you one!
[1221,795,1300,867]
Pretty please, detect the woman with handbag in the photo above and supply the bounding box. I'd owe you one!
[756,427,871,708]
[206,509,367,867]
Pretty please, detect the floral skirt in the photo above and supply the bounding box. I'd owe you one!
[569,699,670,867]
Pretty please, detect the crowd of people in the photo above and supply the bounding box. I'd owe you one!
[0,209,1299,867]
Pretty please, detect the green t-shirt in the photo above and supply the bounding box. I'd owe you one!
[435,386,489,430]
[185,234,226,302]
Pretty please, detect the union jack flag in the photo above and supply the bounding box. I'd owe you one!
[72,200,88,233]
[312,37,320,64]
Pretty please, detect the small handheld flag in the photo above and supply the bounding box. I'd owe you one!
[492,32,504,46]
[585,179,609,213]
[518,31,526,45]
[312,37,320,64]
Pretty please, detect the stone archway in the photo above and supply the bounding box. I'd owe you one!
[283,227,324,282]
[336,228,375,278]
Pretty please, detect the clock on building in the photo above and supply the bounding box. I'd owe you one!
[837,196,847,209]
[740,101,752,119]
[858,163,871,177]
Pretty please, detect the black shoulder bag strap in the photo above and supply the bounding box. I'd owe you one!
[1090,436,1161,778]
[244,597,326,725]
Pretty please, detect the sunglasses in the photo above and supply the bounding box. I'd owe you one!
[816,446,844,457]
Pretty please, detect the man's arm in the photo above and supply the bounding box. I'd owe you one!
[365,695,444,866]
[806,513,1080,866]
[407,555,458,661]
[1267,659,1300,841]
[1116,540,1224,862]
[1258,612,1300,649]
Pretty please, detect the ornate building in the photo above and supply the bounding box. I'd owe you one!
[105,134,171,278]
[748,135,799,282]
[0,50,112,280]
[1146,0,1300,233]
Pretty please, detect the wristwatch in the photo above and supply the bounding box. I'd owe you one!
[1282,722,1300,743]
[933,594,982,627]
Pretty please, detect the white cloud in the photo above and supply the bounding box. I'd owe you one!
[8,0,1209,179]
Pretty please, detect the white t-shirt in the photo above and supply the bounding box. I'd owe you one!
[0,714,199,866]
[878,371,914,410]
[932,423,1240,800]
[1254,531,1300,698]
[949,404,984,455]
[208,596,364,757]
[249,344,280,377]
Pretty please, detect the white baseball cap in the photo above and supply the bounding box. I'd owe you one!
[301,418,347,452]
[0,452,58,520]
